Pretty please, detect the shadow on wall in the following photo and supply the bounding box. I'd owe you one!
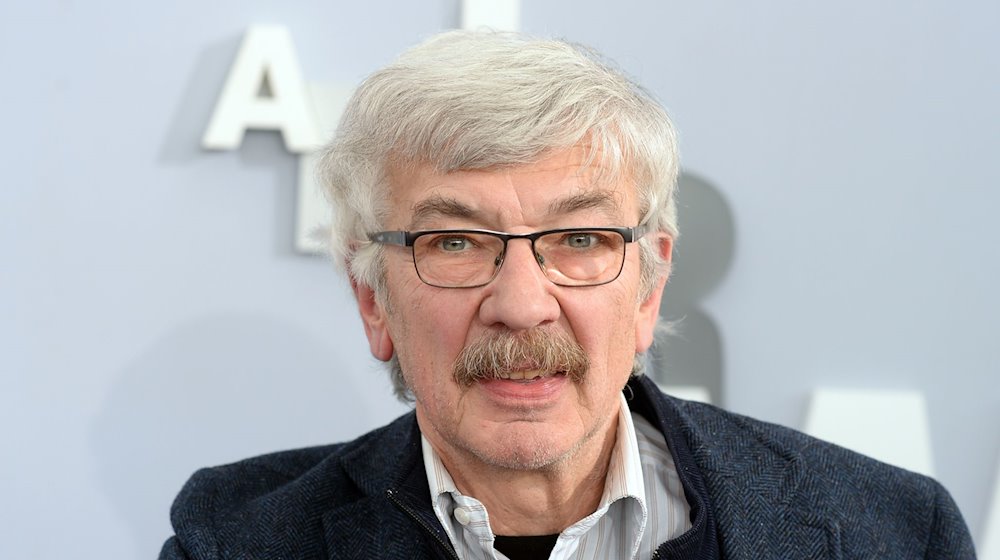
[90,313,378,558]
[158,33,303,258]
[158,35,242,165]
[650,173,735,405]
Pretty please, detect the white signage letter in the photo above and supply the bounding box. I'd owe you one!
[804,388,935,477]
[983,459,1000,559]
[203,25,321,152]
[295,83,353,253]
[461,0,520,31]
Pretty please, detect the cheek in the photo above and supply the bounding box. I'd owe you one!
[565,289,638,372]
[390,283,480,376]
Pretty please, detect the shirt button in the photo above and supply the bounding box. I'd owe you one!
[454,507,471,526]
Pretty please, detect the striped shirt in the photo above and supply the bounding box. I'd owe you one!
[422,394,691,560]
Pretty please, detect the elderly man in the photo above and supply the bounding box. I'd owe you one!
[161,31,974,559]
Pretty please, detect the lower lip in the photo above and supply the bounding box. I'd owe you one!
[477,374,570,403]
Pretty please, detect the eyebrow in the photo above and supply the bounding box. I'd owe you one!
[546,190,621,218]
[409,196,482,228]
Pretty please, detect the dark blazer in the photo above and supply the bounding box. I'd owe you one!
[160,375,975,559]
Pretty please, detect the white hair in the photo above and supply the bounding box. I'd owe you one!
[316,30,680,399]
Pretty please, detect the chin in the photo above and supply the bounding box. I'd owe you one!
[467,430,587,472]
[472,446,567,472]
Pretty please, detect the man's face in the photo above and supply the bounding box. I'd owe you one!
[355,146,669,472]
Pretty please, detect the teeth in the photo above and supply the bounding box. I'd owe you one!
[500,370,544,380]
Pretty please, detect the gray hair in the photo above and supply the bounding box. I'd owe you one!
[317,30,680,399]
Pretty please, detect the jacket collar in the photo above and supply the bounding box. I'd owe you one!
[324,377,838,559]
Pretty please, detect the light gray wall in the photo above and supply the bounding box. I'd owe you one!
[3,1,997,558]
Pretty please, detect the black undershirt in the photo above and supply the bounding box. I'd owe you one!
[493,534,560,560]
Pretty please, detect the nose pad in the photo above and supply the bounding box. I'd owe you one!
[495,241,547,280]
[480,239,560,330]
[534,251,548,276]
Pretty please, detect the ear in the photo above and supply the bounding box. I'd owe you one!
[635,235,673,354]
[352,279,395,361]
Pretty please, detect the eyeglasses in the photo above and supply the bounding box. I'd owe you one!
[368,224,650,288]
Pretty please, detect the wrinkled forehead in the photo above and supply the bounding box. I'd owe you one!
[384,147,641,228]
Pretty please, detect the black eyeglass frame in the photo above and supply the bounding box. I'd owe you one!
[368,223,652,288]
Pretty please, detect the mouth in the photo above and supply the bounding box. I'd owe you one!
[477,369,571,402]
[493,369,567,382]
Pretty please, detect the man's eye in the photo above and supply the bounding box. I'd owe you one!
[565,233,597,248]
[438,236,471,251]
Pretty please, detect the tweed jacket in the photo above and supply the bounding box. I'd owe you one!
[160,375,975,559]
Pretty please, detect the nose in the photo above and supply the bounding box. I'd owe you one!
[478,238,561,331]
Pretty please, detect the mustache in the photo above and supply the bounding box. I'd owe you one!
[453,329,590,387]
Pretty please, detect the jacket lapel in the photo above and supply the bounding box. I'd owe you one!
[631,376,843,559]
[321,413,455,559]
[695,441,841,559]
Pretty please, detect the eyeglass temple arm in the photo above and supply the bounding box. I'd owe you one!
[627,222,653,242]
[369,231,409,246]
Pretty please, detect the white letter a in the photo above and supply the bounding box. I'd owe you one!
[202,25,321,153]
